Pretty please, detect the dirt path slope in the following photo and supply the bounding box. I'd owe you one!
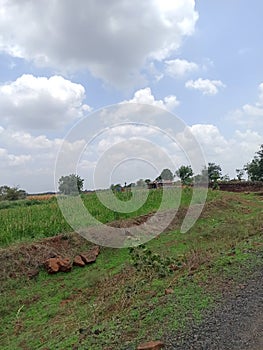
[165,263,263,350]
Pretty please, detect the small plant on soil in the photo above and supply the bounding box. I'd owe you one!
[129,244,180,278]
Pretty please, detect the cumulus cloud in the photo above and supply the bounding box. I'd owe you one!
[165,58,198,78]
[125,87,180,110]
[228,82,263,130]
[0,125,87,192]
[242,82,263,116]
[0,74,91,130]
[0,147,32,167]
[187,124,261,177]
[0,0,198,86]
[190,124,229,156]
[185,78,226,95]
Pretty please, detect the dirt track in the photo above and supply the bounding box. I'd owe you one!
[164,260,263,350]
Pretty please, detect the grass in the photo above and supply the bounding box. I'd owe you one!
[0,190,262,349]
[0,187,219,246]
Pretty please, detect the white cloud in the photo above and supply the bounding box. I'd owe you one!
[185,78,226,95]
[165,58,198,77]
[0,147,32,167]
[0,74,91,130]
[228,82,263,129]
[190,124,229,156]
[0,0,198,86]
[0,124,88,191]
[125,87,180,110]
[187,124,261,178]
[242,104,263,117]
[241,82,263,116]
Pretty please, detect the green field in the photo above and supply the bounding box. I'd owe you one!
[0,187,213,246]
[0,189,262,349]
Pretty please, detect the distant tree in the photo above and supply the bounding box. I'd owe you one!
[158,168,174,181]
[58,174,84,195]
[236,168,245,181]
[136,179,146,187]
[175,165,193,185]
[207,163,222,182]
[207,163,222,189]
[244,144,263,181]
[221,174,230,181]
[0,185,27,201]
[145,179,151,185]
[126,182,135,189]
[193,166,208,184]
[111,183,122,192]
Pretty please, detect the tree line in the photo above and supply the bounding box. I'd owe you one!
[58,144,263,194]
[1,144,262,199]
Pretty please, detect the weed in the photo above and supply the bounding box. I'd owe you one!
[129,244,179,278]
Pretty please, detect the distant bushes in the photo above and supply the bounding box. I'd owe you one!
[0,185,27,201]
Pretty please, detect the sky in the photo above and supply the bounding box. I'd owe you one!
[0,0,262,193]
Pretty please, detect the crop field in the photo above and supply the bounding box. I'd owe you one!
[0,189,262,349]
[0,187,216,246]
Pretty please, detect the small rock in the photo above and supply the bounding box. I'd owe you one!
[58,257,72,272]
[165,288,174,295]
[137,340,164,350]
[73,255,85,267]
[27,268,39,279]
[44,257,60,274]
[80,252,97,264]
[80,246,100,264]
[91,245,100,256]
[44,256,72,273]
[60,299,71,306]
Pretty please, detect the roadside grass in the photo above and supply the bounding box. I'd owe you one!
[0,191,262,349]
[0,187,219,247]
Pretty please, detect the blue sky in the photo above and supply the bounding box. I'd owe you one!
[0,0,262,192]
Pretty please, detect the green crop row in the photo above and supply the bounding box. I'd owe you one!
[0,188,218,247]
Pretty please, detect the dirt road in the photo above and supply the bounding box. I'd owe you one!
[165,263,263,349]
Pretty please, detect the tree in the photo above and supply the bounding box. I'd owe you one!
[136,179,146,187]
[207,163,222,183]
[111,183,122,192]
[158,168,174,181]
[244,144,263,181]
[236,168,245,181]
[206,163,222,189]
[0,185,27,201]
[175,165,193,185]
[58,174,84,195]
[221,174,230,181]
[193,166,208,184]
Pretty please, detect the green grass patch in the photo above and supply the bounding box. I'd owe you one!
[0,187,220,247]
[0,191,262,349]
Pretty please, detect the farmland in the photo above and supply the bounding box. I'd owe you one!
[0,189,262,349]
[0,187,213,246]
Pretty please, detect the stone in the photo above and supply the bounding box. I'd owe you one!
[137,340,164,350]
[60,299,71,307]
[44,257,60,274]
[27,268,39,279]
[91,245,100,256]
[80,252,97,264]
[44,256,72,273]
[165,288,174,295]
[80,246,100,264]
[73,255,85,267]
[58,257,72,272]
